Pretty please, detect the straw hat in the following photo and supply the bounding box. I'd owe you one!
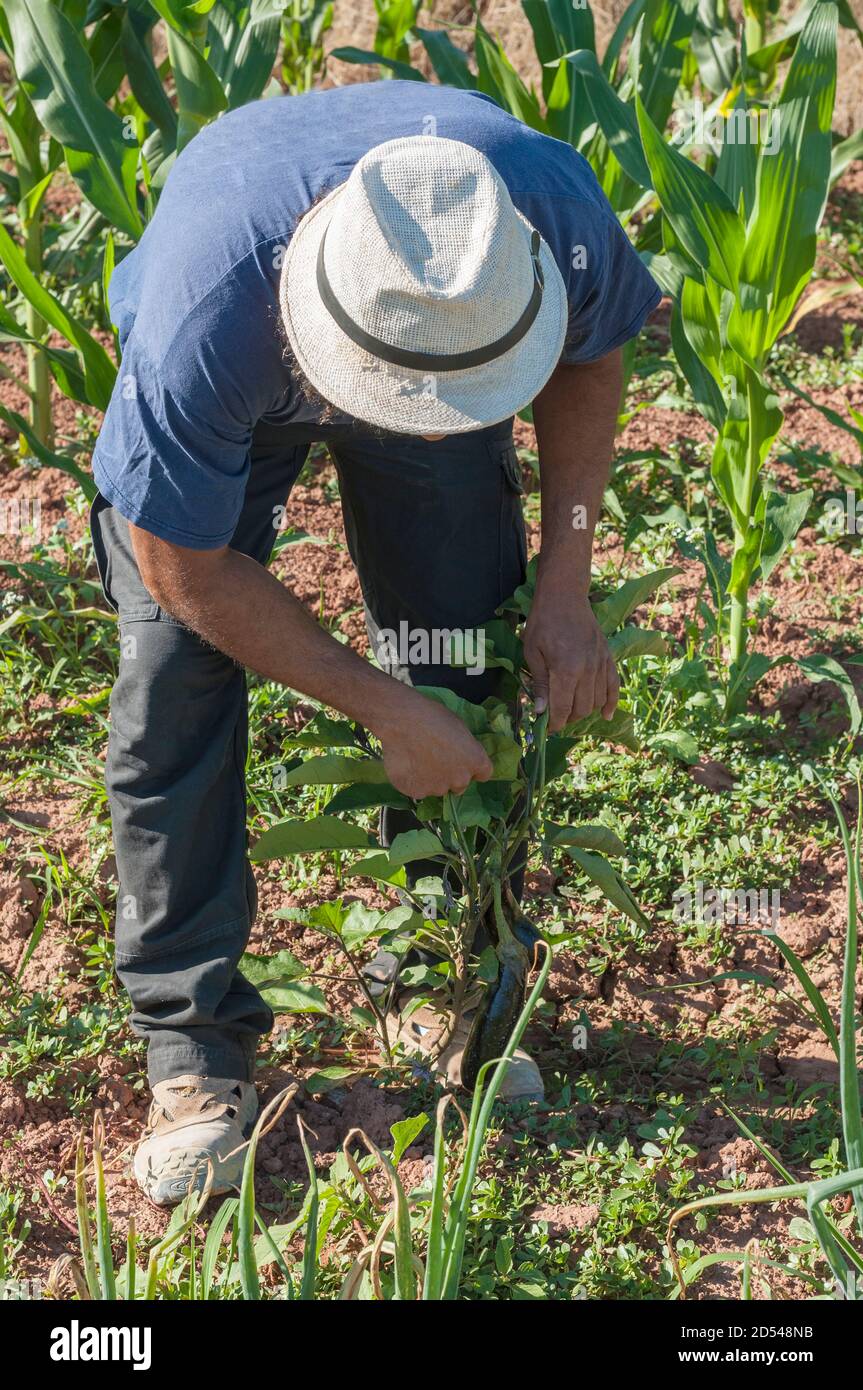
[280,136,568,434]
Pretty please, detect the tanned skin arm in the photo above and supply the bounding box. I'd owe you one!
[130,349,620,784]
[129,525,493,801]
[525,348,622,731]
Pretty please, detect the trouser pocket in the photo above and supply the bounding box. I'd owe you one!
[88,493,159,621]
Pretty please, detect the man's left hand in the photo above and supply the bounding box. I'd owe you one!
[523,592,619,733]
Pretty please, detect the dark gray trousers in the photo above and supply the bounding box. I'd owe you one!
[91,417,527,1084]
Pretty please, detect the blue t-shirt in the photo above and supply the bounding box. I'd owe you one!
[93,82,660,549]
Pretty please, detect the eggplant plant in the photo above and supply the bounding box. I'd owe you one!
[249,561,674,1081]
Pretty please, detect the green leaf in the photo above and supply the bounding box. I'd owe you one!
[250,816,373,861]
[728,2,838,361]
[714,87,758,221]
[329,46,425,80]
[416,686,490,734]
[711,370,783,550]
[414,27,475,87]
[147,0,227,150]
[346,829,445,880]
[0,221,116,409]
[5,0,143,238]
[240,948,307,987]
[305,1066,355,1094]
[308,900,390,951]
[270,525,330,556]
[544,822,626,856]
[637,0,700,132]
[259,980,328,1014]
[523,0,595,144]
[592,566,679,634]
[497,555,540,618]
[543,735,579,782]
[474,22,547,132]
[565,49,651,189]
[758,485,813,582]
[647,728,700,763]
[636,91,744,293]
[279,753,389,786]
[284,713,364,750]
[794,653,862,735]
[691,0,739,95]
[831,126,863,188]
[121,10,178,143]
[390,1114,429,1163]
[566,848,651,929]
[670,298,726,430]
[0,401,97,500]
[607,626,667,661]
[239,948,328,1013]
[563,704,639,752]
[325,783,410,815]
[478,730,522,779]
[207,0,283,109]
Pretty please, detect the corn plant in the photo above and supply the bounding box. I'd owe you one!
[249,561,673,1077]
[0,0,288,461]
[642,2,841,712]
[668,767,863,1301]
[570,2,843,714]
[281,0,332,95]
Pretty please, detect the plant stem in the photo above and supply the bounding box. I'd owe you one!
[744,6,766,56]
[21,209,52,448]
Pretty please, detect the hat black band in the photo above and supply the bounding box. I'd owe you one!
[315,226,545,373]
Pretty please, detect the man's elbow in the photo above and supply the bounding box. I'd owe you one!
[128,523,222,615]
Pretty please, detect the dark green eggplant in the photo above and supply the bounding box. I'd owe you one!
[461,917,542,1091]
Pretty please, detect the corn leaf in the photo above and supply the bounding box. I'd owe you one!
[208,0,284,109]
[474,23,547,133]
[121,8,178,143]
[636,92,744,293]
[4,0,143,239]
[728,2,838,362]
[0,222,116,409]
[523,0,594,144]
[566,846,651,929]
[565,49,652,189]
[0,401,98,500]
[637,0,699,132]
[413,27,475,88]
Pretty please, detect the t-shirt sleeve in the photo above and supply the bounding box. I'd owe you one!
[92,306,263,550]
[559,198,662,366]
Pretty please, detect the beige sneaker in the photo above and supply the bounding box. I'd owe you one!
[387,997,544,1102]
[133,1075,258,1206]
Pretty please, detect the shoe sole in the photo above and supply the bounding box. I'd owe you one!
[134,1144,246,1207]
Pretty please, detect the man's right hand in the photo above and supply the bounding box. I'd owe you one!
[378,698,493,800]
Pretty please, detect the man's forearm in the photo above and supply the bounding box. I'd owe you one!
[135,538,414,740]
[532,350,622,597]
